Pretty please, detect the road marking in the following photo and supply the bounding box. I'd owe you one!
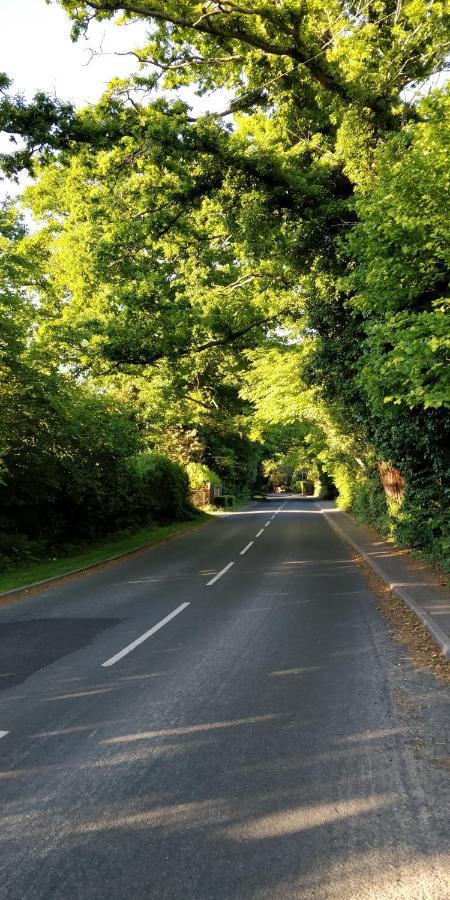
[207,561,234,586]
[265,521,271,527]
[256,528,264,538]
[240,541,254,556]
[0,731,9,740]
[271,515,276,520]
[102,603,190,667]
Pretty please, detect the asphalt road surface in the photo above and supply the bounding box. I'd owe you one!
[0,497,449,899]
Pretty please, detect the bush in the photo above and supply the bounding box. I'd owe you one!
[391,482,450,568]
[333,464,355,511]
[314,472,338,500]
[201,425,261,495]
[133,454,193,521]
[0,533,48,572]
[0,367,194,567]
[292,479,315,494]
[214,494,235,508]
[350,475,390,534]
[185,462,221,490]
[334,464,389,533]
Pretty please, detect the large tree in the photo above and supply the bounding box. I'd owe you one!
[1,0,449,559]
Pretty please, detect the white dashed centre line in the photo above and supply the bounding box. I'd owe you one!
[207,561,235,586]
[256,528,264,538]
[0,731,9,740]
[240,541,254,556]
[265,521,271,527]
[102,603,190,667]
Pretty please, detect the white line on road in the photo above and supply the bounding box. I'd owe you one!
[207,561,234,586]
[265,521,271,527]
[0,731,9,740]
[102,603,190,667]
[271,515,276,520]
[240,541,254,556]
[256,529,264,538]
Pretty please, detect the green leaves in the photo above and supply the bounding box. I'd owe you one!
[1,1,449,563]
[349,90,450,411]
[359,303,450,411]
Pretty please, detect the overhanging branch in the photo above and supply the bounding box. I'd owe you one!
[78,1,352,101]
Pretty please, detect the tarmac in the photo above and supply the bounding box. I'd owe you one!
[318,501,450,659]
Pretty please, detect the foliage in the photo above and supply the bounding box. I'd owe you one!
[349,90,450,411]
[0,369,194,567]
[133,453,193,521]
[186,462,221,490]
[0,517,209,595]
[0,205,194,569]
[334,464,389,529]
[0,1,449,567]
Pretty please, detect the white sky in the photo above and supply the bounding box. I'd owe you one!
[0,0,230,199]
[0,0,142,198]
[1,0,148,105]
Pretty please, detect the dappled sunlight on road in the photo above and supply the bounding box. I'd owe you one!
[281,558,353,565]
[221,794,394,839]
[335,727,408,744]
[87,740,209,769]
[269,666,322,676]
[42,687,117,701]
[101,714,281,745]
[271,852,450,900]
[1,491,448,900]
[78,799,229,834]
[222,509,322,515]
[33,721,125,739]
[1,668,448,900]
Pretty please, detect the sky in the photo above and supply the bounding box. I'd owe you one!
[0,0,143,198]
[2,0,445,199]
[0,0,230,199]
[1,0,147,105]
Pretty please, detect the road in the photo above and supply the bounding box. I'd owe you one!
[0,497,448,899]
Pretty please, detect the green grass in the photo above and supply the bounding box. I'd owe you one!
[0,514,212,595]
[199,494,255,514]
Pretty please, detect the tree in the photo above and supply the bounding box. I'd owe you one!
[1,0,449,564]
[350,89,450,412]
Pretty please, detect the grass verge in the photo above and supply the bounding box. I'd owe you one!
[0,514,212,595]
[200,495,257,515]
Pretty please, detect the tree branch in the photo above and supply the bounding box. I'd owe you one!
[193,312,278,352]
[77,1,351,101]
[104,311,280,367]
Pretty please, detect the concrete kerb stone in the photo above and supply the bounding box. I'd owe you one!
[320,507,450,661]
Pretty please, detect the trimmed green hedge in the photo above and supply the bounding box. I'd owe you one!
[0,444,194,571]
[334,459,449,571]
[133,453,193,521]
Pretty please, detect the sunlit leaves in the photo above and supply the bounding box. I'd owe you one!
[350,89,450,409]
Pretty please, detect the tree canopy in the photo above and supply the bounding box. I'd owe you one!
[0,0,449,567]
